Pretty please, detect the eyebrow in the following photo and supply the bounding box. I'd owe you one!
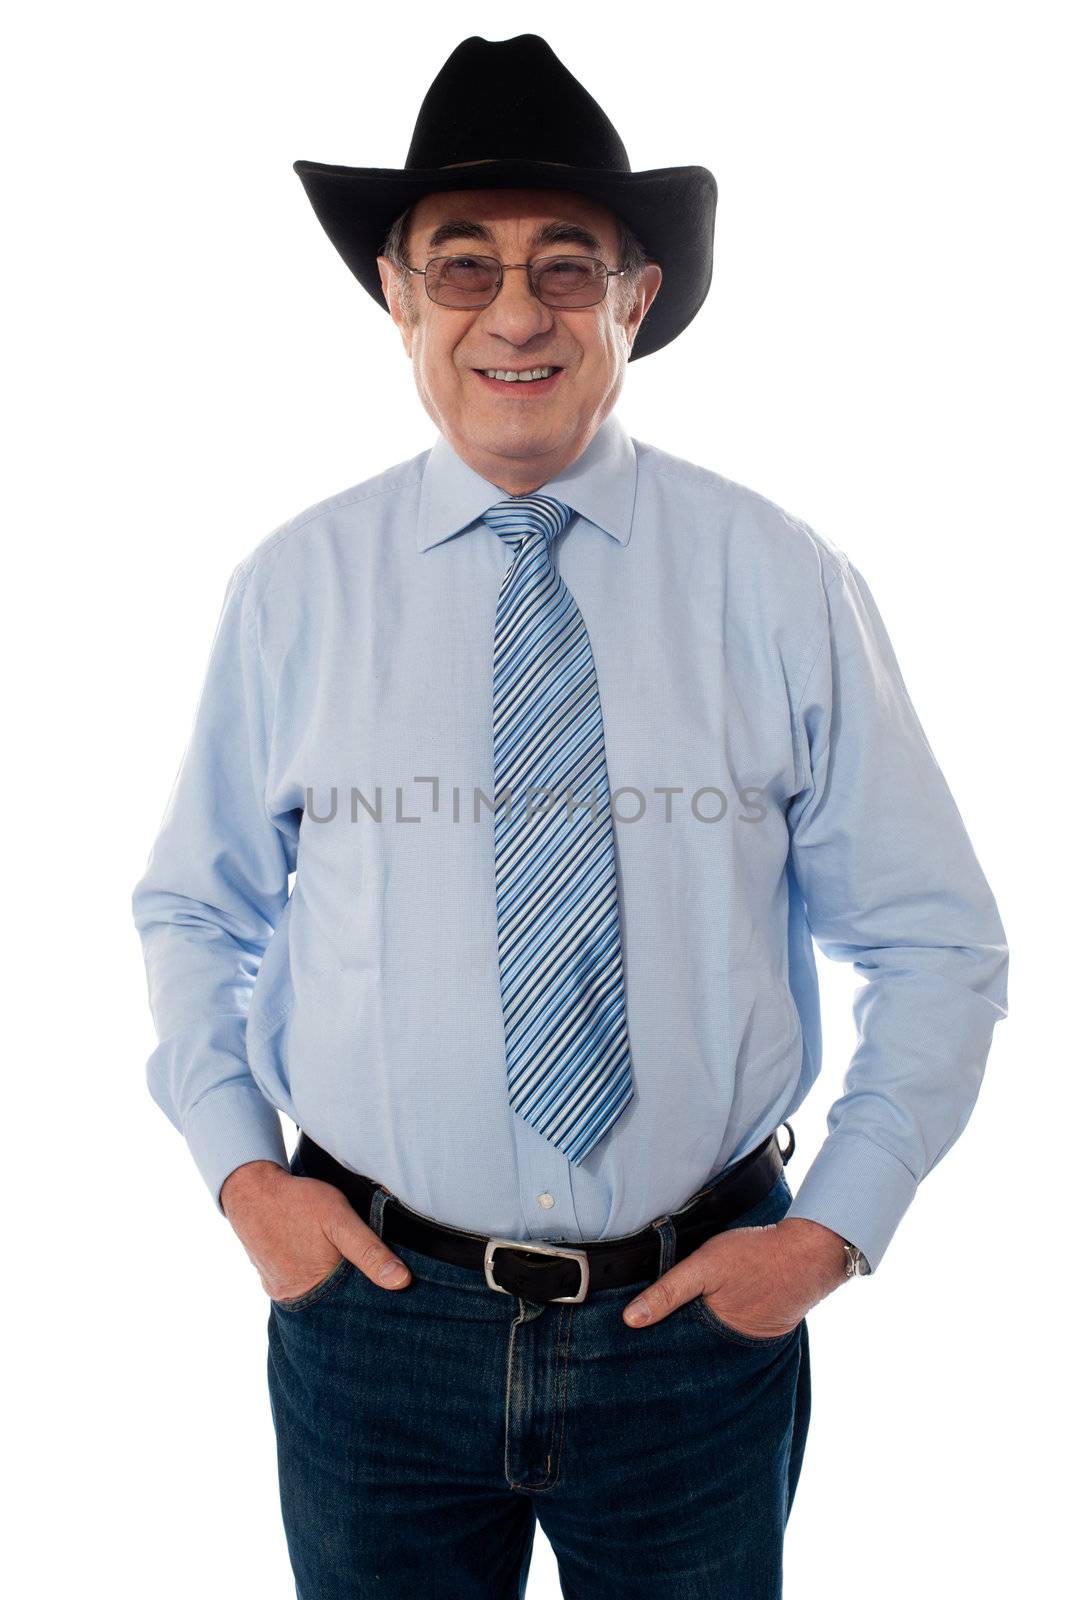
[424,218,607,256]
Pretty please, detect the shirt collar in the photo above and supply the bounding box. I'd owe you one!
[416,409,637,552]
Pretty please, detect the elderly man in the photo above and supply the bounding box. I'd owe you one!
[132,32,1008,1600]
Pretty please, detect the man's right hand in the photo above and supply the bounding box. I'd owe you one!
[220,1159,412,1300]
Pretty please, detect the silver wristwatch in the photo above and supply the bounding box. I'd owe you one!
[843,1240,871,1278]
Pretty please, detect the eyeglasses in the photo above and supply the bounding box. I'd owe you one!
[400,253,627,309]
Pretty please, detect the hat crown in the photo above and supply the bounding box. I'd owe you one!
[405,34,631,175]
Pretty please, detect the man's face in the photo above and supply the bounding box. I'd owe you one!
[377,188,662,493]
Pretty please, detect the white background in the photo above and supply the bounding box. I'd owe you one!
[5,2,1060,1594]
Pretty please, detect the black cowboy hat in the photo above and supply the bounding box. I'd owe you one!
[292,33,717,362]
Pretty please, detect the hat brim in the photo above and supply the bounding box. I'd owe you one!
[292,157,717,361]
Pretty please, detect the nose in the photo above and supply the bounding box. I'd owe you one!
[478,265,556,347]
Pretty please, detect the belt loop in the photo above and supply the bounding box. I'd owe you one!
[369,1184,393,1239]
[778,1121,795,1165]
[652,1215,677,1275]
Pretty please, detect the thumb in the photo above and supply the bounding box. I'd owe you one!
[329,1203,413,1290]
[622,1257,707,1327]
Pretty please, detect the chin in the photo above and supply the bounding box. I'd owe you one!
[472,415,560,454]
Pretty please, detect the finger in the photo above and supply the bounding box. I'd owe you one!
[327,1205,412,1289]
[623,1265,703,1326]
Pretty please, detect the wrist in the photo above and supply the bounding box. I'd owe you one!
[775,1216,850,1289]
[220,1158,287,1219]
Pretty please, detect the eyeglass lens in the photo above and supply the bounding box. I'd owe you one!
[424,255,609,308]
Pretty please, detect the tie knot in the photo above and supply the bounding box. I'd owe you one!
[483,494,574,553]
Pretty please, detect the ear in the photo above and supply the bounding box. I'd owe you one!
[377,256,414,354]
[625,262,664,349]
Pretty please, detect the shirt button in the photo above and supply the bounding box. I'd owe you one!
[537,1192,555,1209]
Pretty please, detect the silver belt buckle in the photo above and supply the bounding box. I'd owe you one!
[484,1237,591,1304]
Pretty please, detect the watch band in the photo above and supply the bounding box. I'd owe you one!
[843,1240,871,1277]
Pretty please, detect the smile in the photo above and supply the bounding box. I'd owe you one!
[474,366,564,393]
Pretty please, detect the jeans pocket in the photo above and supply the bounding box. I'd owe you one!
[689,1293,803,1348]
[270,1255,354,1313]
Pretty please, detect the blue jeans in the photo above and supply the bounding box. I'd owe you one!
[266,1149,811,1599]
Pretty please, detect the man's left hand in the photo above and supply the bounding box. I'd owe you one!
[622,1217,850,1334]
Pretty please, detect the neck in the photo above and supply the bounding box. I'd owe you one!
[446,427,601,497]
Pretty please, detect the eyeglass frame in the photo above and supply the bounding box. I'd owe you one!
[397,252,630,309]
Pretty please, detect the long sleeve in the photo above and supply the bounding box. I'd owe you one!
[132,561,292,1212]
[784,553,1008,1270]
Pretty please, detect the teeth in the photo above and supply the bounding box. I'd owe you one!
[483,367,556,382]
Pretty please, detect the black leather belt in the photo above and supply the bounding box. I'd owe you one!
[295,1122,794,1306]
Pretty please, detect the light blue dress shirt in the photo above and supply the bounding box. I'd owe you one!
[131,409,1008,1271]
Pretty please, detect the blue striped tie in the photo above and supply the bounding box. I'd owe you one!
[483,493,634,1165]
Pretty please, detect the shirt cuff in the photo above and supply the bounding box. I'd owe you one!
[183,1081,290,1214]
[783,1131,919,1273]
